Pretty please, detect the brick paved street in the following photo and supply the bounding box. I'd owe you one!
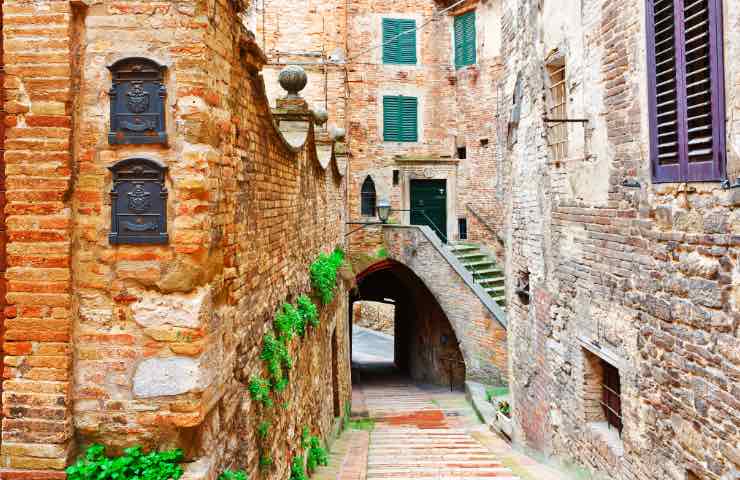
[316,363,587,480]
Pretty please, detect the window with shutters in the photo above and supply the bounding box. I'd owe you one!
[383,96,419,142]
[383,18,417,65]
[361,177,377,216]
[454,11,476,69]
[646,0,726,182]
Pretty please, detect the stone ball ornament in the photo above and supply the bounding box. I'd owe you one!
[312,108,329,126]
[278,65,308,98]
[330,126,346,142]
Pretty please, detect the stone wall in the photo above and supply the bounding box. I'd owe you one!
[0,1,351,479]
[502,0,740,479]
[352,301,394,336]
[383,226,507,384]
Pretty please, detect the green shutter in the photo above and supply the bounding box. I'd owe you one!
[384,96,418,142]
[383,96,401,141]
[454,11,476,69]
[383,18,417,65]
[400,97,418,142]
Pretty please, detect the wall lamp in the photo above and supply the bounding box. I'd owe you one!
[345,198,391,237]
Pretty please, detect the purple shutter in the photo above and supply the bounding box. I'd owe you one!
[647,0,725,183]
[682,0,725,181]
[647,0,682,182]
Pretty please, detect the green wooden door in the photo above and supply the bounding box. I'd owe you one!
[410,180,447,242]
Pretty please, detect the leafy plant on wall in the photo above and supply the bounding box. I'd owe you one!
[250,248,346,478]
[66,445,184,480]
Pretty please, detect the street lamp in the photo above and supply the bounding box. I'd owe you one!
[345,198,393,237]
[376,198,391,223]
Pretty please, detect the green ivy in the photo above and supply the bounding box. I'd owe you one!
[376,247,389,259]
[65,444,183,480]
[306,436,329,473]
[301,426,311,449]
[297,295,319,329]
[257,421,271,440]
[219,470,248,480]
[259,455,273,469]
[310,249,345,305]
[261,332,283,383]
[275,303,301,341]
[289,456,308,480]
[249,376,273,407]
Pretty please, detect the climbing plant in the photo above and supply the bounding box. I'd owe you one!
[257,421,271,440]
[289,456,308,480]
[218,470,248,480]
[249,376,273,407]
[297,294,319,329]
[65,445,184,480]
[310,248,345,304]
[249,248,348,479]
[306,436,329,473]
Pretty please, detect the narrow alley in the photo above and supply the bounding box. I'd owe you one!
[312,329,579,480]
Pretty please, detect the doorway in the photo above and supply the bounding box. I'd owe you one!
[410,179,447,242]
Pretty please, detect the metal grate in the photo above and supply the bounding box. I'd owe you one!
[546,64,568,161]
[600,360,623,435]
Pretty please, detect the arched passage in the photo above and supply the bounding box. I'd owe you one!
[351,260,466,388]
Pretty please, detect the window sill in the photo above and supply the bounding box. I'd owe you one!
[587,421,624,458]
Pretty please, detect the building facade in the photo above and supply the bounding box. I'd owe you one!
[501,0,740,479]
[0,1,351,479]
[257,0,507,257]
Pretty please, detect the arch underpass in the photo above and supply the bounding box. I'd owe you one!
[350,224,509,387]
[352,259,466,388]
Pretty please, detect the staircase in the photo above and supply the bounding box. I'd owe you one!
[449,243,506,309]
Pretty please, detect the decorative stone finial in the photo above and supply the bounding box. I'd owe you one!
[330,126,346,142]
[278,65,308,98]
[312,108,329,126]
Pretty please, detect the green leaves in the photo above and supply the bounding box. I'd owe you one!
[297,295,319,329]
[275,303,301,341]
[310,249,345,305]
[290,456,308,480]
[306,436,329,473]
[66,444,183,480]
[219,470,248,480]
[249,376,273,407]
[257,421,271,440]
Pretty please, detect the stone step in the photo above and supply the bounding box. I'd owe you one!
[468,267,503,276]
[485,286,506,296]
[478,277,504,286]
[454,253,487,261]
[461,260,497,269]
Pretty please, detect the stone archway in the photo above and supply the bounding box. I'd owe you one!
[352,260,466,389]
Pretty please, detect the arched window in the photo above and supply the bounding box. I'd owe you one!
[361,177,376,216]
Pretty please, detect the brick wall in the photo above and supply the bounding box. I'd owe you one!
[503,0,740,479]
[256,0,507,253]
[1,1,77,476]
[1,1,351,478]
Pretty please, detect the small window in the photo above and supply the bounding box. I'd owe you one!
[458,218,468,240]
[583,350,623,437]
[383,96,418,142]
[454,11,476,69]
[646,0,726,182]
[546,61,567,161]
[392,170,400,186]
[456,146,467,159]
[383,18,417,65]
[361,177,376,216]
